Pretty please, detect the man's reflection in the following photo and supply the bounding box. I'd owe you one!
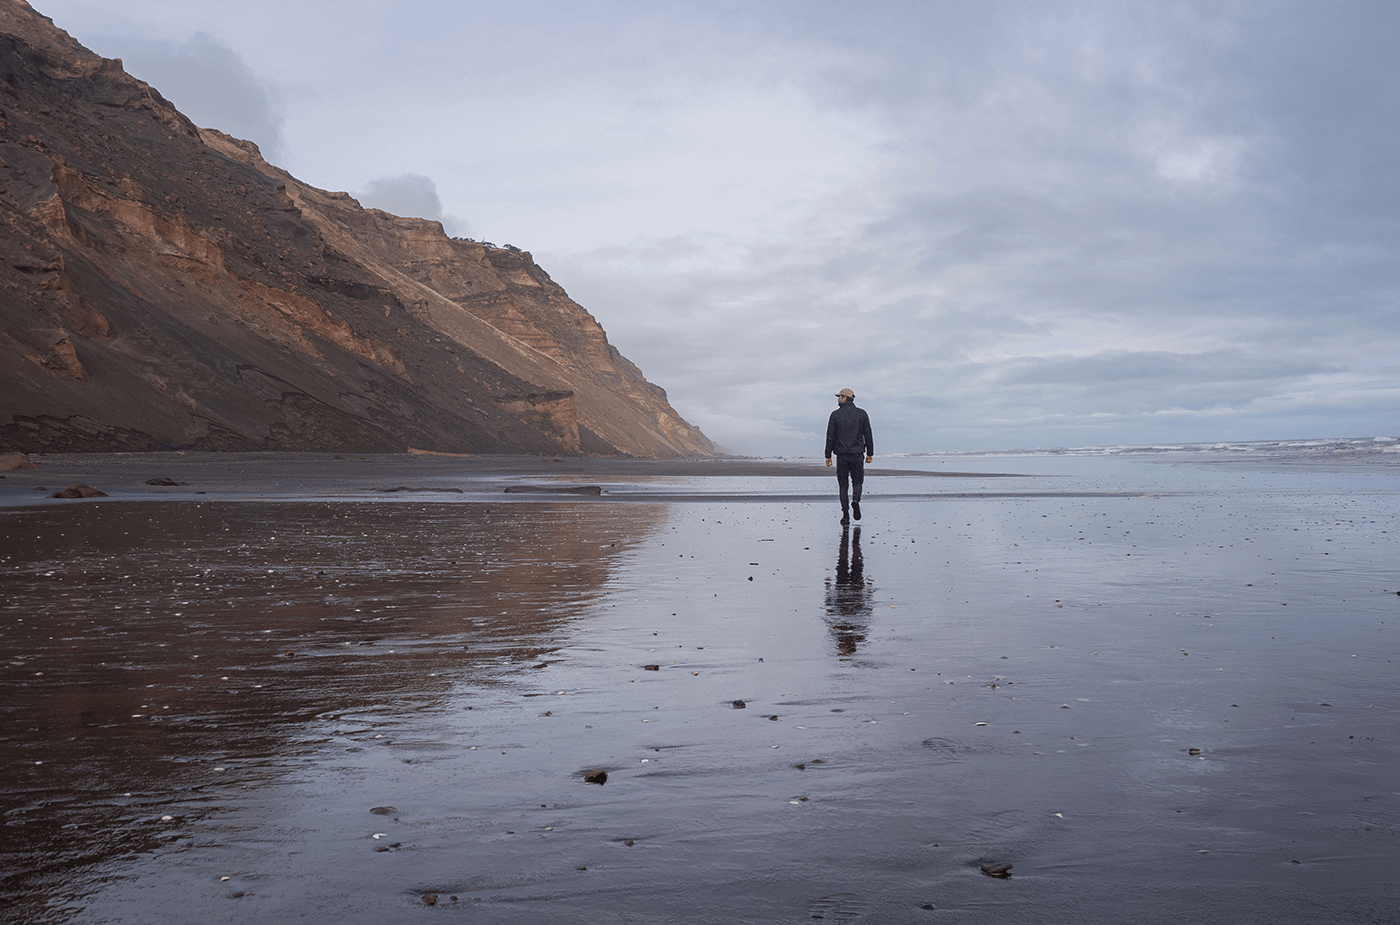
[824,525,873,657]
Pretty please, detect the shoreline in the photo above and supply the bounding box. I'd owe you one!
[0,452,1036,509]
[13,450,1025,476]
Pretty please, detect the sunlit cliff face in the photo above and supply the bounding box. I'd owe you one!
[0,1,715,457]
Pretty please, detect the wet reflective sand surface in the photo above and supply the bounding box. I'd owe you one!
[2,454,1398,923]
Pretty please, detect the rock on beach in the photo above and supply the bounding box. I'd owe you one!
[1,453,36,471]
[50,484,107,498]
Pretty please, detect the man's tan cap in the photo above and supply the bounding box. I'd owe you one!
[835,388,855,398]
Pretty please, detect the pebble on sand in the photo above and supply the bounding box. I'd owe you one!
[980,862,1013,878]
[733,700,746,709]
[421,893,438,905]
[584,769,608,785]
[50,483,107,498]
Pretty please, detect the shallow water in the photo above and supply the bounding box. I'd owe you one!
[2,455,1398,923]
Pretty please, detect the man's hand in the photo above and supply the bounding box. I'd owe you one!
[866,455,873,464]
[825,457,832,467]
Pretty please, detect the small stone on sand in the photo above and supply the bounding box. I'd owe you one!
[50,483,107,498]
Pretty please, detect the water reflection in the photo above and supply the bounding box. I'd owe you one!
[0,500,663,921]
[823,525,873,657]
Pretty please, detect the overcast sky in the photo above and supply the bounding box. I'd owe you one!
[36,0,1400,454]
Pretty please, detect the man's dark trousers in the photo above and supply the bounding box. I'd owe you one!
[835,453,865,511]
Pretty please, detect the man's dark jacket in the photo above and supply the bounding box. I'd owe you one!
[825,402,873,458]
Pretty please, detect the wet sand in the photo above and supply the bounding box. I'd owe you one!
[2,452,1398,923]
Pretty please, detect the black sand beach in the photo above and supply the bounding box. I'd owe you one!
[2,450,1397,923]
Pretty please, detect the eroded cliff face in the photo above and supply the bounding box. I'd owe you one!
[0,0,716,456]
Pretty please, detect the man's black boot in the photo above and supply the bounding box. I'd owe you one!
[852,501,862,521]
[840,508,851,526]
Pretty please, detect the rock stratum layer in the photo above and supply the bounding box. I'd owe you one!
[0,0,716,456]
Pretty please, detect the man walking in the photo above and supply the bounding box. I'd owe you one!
[824,388,873,525]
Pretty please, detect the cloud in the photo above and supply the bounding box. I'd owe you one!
[103,32,287,162]
[542,2,1400,453]
[356,174,471,237]
[41,0,1400,453]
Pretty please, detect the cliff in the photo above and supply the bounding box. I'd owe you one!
[0,0,716,456]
